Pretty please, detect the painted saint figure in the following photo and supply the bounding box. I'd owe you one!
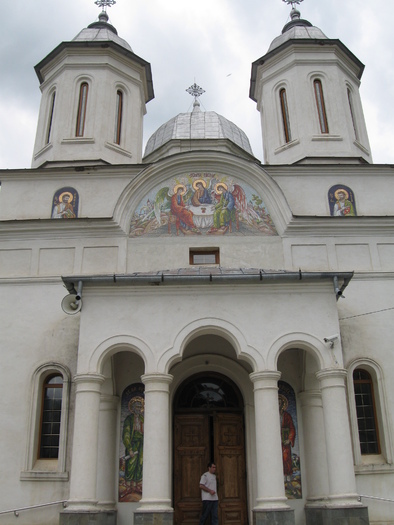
[170,184,200,234]
[122,396,144,494]
[279,394,296,483]
[333,188,355,216]
[209,183,236,233]
[191,180,211,206]
[52,191,76,219]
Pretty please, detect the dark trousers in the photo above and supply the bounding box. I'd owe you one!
[198,500,218,525]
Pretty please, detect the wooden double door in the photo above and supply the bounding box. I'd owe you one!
[174,412,248,525]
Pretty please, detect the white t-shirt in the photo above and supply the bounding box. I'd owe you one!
[200,471,218,501]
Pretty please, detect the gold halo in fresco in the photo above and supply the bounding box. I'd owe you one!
[173,184,187,195]
[334,188,349,200]
[59,191,73,203]
[215,182,228,194]
[192,179,207,190]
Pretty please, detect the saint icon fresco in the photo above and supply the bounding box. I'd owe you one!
[51,187,78,219]
[328,185,356,217]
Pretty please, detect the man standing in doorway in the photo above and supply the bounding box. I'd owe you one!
[199,462,218,525]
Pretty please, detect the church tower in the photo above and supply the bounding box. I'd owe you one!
[31,10,153,168]
[250,5,372,165]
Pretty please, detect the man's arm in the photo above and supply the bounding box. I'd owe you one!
[199,483,216,495]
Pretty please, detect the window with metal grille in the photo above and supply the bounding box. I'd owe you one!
[353,369,380,454]
[39,375,63,459]
[279,88,292,143]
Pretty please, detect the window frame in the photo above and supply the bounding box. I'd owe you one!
[75,82,89,137]
[38,374,64,460]
[347,87,359,141]
[189,248,220,266]
[46,90,56,145]
[114,89,123,145]
[21,364,70,481]
[279,88,292,143]
[353,369,380,455]
[347,359,393,469]
[313,79,329,134]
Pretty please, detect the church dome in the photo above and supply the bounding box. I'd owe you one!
[267,8,328,53]
[72,11,132,52]
[144,99,254,159]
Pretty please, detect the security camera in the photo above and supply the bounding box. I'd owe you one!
[324,334,339,343]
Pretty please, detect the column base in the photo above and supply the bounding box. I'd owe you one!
[305,506,369,525]
[134,511,173,525]
[253,508,295,525]
[59,510,116,525]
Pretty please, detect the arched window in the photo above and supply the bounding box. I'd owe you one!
[39,374,63,459]
[279,88,292,143]
[75,82,89,137]
[114,90,123,145]
[347,88,359,141]
[314,79,329,134]
[46,91,56,144]
[353,369,380,454]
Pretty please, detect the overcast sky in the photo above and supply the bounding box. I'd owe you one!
[1,0,393,169]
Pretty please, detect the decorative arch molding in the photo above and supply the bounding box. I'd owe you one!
[346,357,393,467]
[158,316,262,374]
[113,151,293,236]
[267,332,331,371]
[88,334,154,375]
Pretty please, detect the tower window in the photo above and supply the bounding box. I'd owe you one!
[313,79,329,134]
[75,82,89,137]
[353,369,380,454]
[46,91,56,144]
[347,88,359,141]
[114,90,123,145]
[279,88,292,143]
[39,374,63,459]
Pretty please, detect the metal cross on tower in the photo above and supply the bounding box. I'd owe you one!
[282,0,304,8]
[94,0,116,11]
[186,83,206,102]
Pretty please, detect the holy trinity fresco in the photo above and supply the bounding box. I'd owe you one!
[130,173,277,237]
[51,187,79,219]
[278,381,302,499]
[328,184,357,217]
[119,383,145,502]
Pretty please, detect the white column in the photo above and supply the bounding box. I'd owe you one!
[250,371,289,510]
[68,373,105,510]
[138,373,173,512]
[96,394,119,508]
[316,369,360,506]
[298,390,329,503]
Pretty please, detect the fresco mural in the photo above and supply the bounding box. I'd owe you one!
[278,381,302,499]
[328,184,357,216]
[119,383,145,502]
[130,173,277,236]
[51,187,79,219]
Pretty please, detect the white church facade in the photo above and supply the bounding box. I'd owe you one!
[0,4,394,525]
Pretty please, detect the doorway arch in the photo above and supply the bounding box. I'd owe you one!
[173,373,248,525]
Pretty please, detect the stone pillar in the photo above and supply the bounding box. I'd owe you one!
[60,374,117,525]
[250,371,294,525]
[135,373,174,525]
[97,394,119,508]
[298,390,329,504]
[305,369,369,525]
[316,369,360,505]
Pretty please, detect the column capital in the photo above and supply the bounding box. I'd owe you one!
[250,370,281,388]
[141,373,173,392]
[74,373,106,393]
[316,368,348,388]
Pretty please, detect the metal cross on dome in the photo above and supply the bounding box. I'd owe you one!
[95,0,116,10]
[282,0,304,7]
[186,83,206,102]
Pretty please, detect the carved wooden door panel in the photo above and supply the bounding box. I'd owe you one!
[215,413,247,525]
[174,414,210,525]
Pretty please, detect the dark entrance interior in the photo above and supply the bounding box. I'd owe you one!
[173,374,248,525]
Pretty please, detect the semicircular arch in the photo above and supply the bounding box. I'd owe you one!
[89,334,155,375]
[267,332,331,371]
[158,316,263,374]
